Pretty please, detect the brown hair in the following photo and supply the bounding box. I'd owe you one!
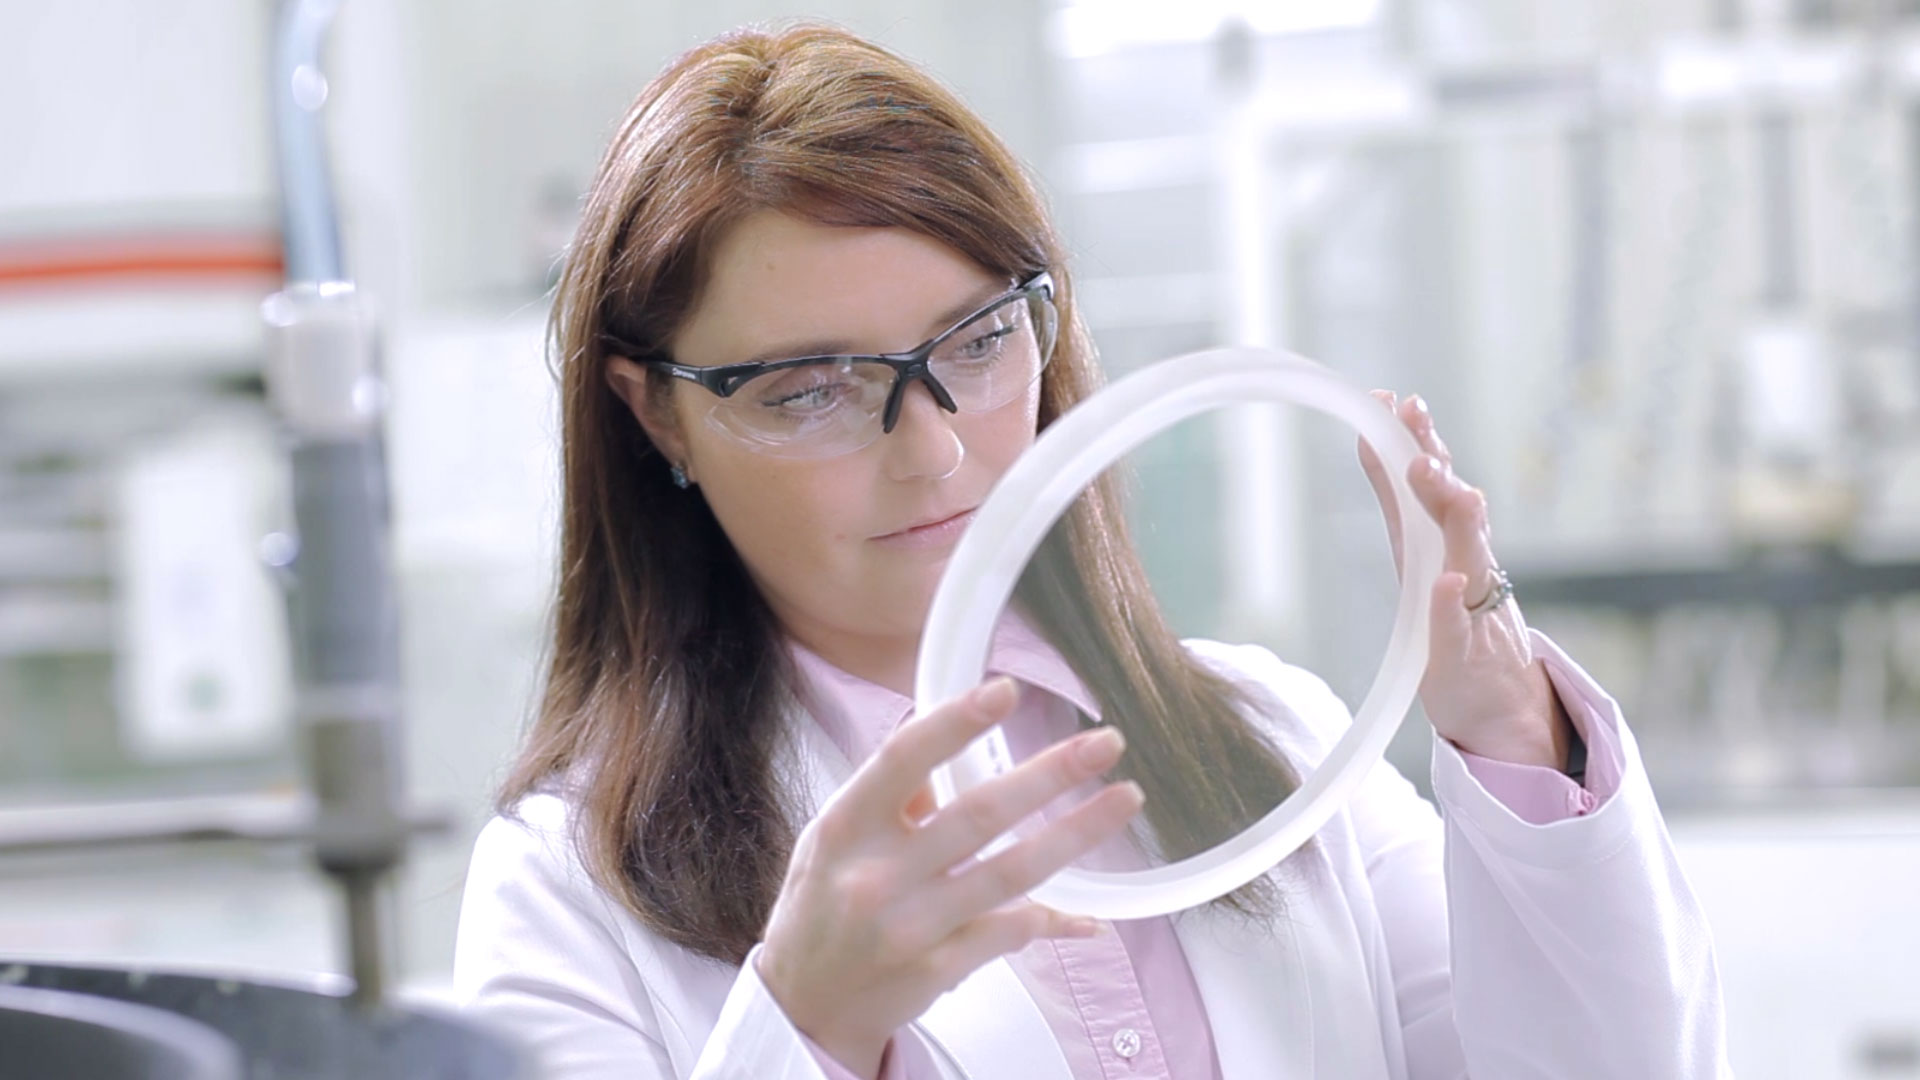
[499,22,1301,966]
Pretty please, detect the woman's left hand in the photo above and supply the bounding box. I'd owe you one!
[1356,391,1572,771]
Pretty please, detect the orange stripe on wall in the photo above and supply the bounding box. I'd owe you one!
[0,236,284,287]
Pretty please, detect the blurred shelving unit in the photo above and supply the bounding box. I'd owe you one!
[0,1,333,986]
[1045,0,1920,803]
[0,221,300,806]
[0,0,301,808]
[0,219,337,980]
[1512,547,1920,801]
[1047,5,1920,1070]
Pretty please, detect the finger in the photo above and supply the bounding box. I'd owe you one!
[1358,443,1404,578]
[1425,570,1476,677]
[1399,394,1452,466]
[1409,456,1497,594]
[1356,393,1396,493]
[1358,390,1404,574]
[908,726,1127,878]
[921,780,1144,929]
[904,785,937,825]
[1407,454,1449,526]
[838,677,1020,823]
[924,902,1101,992]
[1444,481,1497,597]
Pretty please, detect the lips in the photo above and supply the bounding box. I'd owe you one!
[877,506,977,540]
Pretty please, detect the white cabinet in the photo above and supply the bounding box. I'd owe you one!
[1673,804,1920,1079]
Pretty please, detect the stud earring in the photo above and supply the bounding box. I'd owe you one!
[670,463,692,489]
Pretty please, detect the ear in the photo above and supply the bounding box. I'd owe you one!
[606,355,693,472]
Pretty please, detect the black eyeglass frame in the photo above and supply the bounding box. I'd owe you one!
[619,271,1056,437]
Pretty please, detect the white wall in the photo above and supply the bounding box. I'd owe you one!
[391,0,1057,307]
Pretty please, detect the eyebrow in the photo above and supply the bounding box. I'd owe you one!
[732,280,1011,367]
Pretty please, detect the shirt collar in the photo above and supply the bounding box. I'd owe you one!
[787,607,1102,767]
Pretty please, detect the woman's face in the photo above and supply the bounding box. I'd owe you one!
[609,210,1042,650]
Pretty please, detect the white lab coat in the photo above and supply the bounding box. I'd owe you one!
[453,633,1732,1079]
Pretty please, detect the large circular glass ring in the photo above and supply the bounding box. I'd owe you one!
[916,347,1445,919]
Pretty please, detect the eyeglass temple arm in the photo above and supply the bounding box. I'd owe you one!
[625,354,744,396]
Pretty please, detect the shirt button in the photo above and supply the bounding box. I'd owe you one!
[1112,1028,1142,1059]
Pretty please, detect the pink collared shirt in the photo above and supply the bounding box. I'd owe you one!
[788,612,1617,1080]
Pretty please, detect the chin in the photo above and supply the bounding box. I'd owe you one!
[885,577,941,635]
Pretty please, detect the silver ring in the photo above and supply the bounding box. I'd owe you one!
[1466,565,1514,617]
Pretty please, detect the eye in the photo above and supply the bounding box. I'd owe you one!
[772,383,844,409]
[956,325,1015,361]
[756,367,859,413]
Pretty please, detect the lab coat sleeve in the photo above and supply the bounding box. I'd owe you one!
[804,1030,923,1080]
[453,796,835,1080]
[1213,630,1732,1080]
[1423,629,1732,1079]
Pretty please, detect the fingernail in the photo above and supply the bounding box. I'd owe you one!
[1415,455,1442,479]
[1076,727,1124,767]
[1409,394,1430,417]
[973,677,1017,715]
[1120,780,1145,807]
[1065,916,1103,937]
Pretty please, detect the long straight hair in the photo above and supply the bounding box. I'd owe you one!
[500,22,1302,966]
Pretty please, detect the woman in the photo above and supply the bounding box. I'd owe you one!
[453,23,1730,1080]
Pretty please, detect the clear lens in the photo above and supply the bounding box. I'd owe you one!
[707,359,896,459]
[704,288,1058,460]
[928,293,1051,414]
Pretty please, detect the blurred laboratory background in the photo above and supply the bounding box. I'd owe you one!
[3,0,1920,1076]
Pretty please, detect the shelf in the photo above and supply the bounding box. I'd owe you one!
[0,287,267,384]
[0,592,111,656]
[0,528,109,583]
[1510,550,1920,611]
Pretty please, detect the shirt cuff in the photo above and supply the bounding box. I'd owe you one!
[803,1033,898,1080]
[1457,749,1598,825]
[1445,628,1629,826]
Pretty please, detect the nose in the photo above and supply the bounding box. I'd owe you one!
[882,379,964,481]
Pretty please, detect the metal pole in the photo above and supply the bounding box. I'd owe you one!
[264,0,408,1008]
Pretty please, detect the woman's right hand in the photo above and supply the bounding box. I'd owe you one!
[755,676,1144,1080]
